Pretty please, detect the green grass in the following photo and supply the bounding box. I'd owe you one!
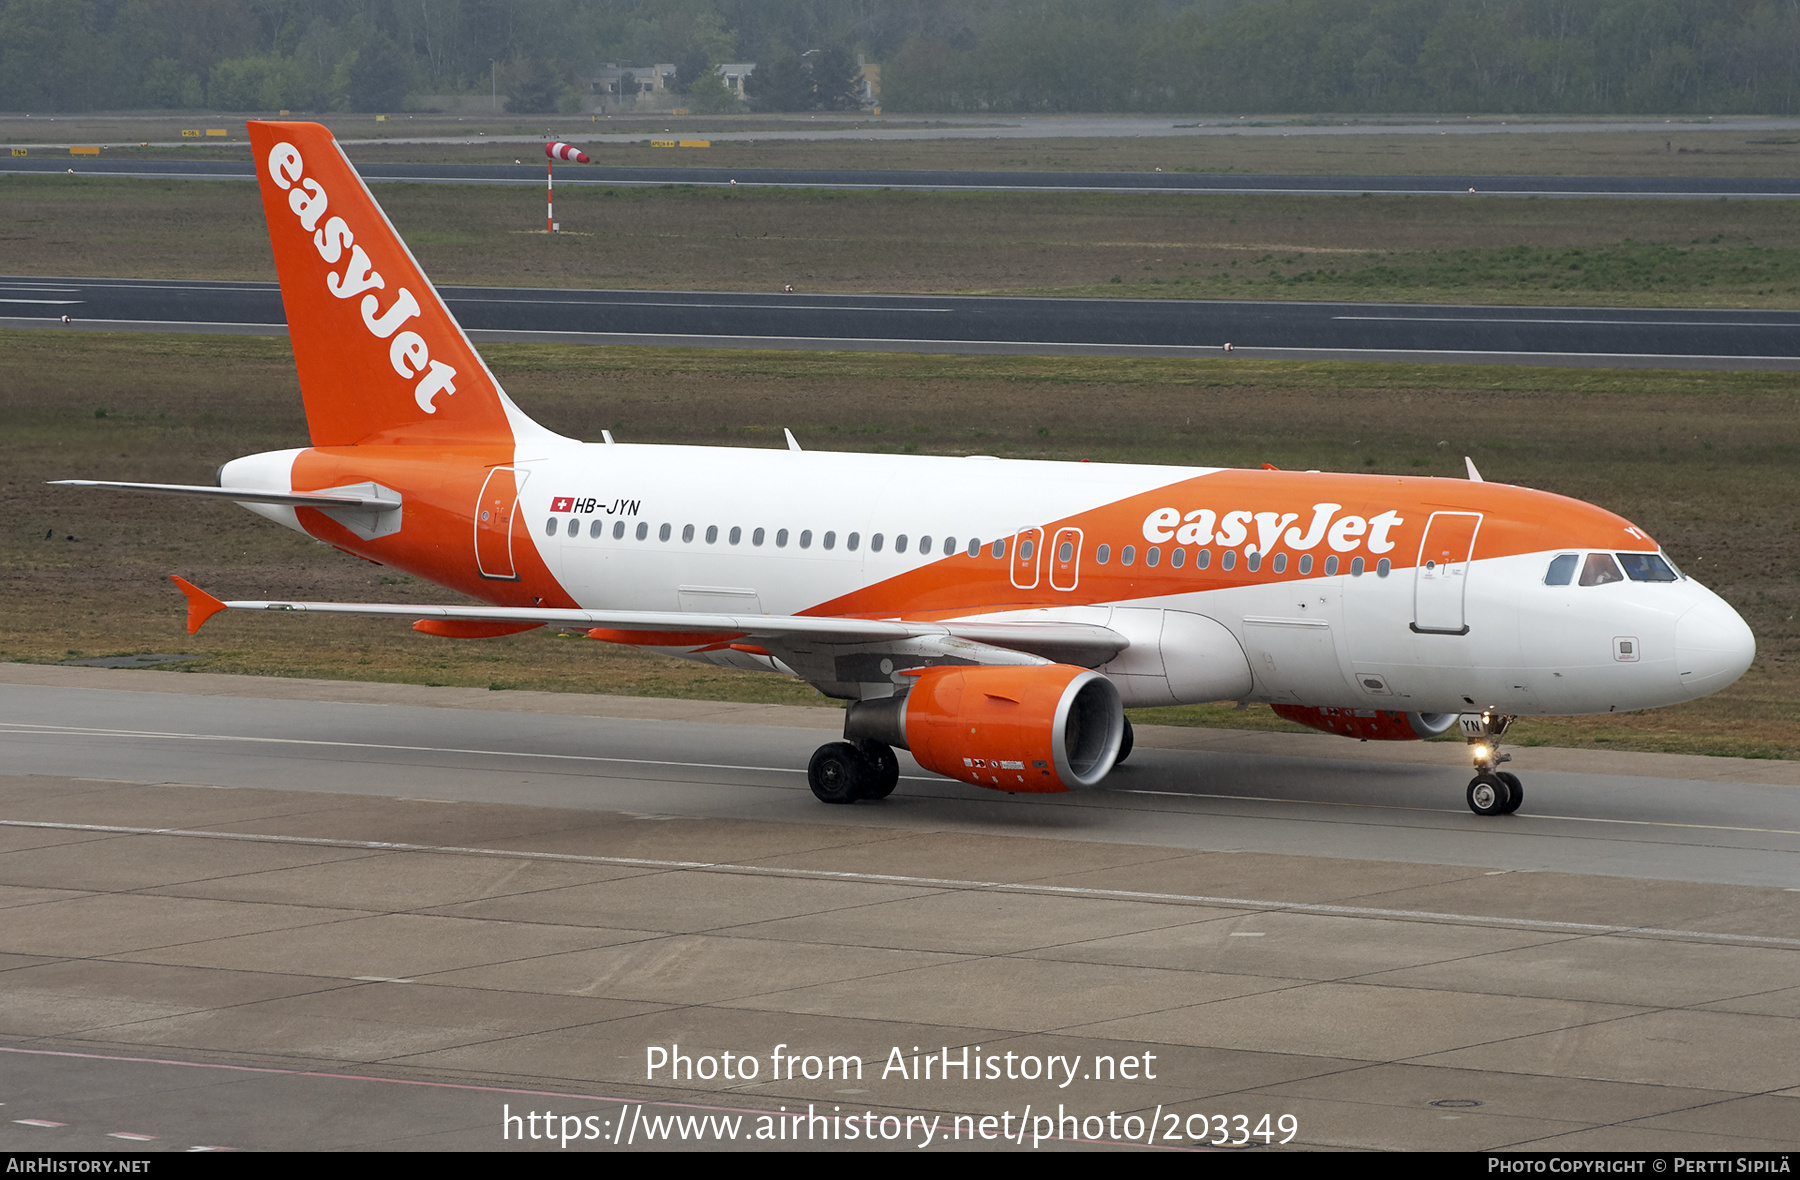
[11,175,1800,307]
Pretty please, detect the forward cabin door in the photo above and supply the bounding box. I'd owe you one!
[475,466,526,581]
[1413,511,1481,635]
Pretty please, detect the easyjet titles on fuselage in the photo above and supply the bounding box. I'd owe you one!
[1141,502,1404,557]
[264,141,459,416]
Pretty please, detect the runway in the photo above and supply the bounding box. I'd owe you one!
[2,664,1798,1151]
[6,275,1798,370]
[7,154,1800,198]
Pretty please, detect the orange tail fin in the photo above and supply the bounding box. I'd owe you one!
[247,120,530,448]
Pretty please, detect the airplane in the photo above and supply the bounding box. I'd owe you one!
[54,120,1756,816]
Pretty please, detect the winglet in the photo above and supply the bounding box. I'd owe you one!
[170,576,228,634]
[1465,456,1484,482]
[784,428,802,452]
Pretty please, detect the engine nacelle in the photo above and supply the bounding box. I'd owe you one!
[1270,704,1459,741]
[845,664,1125,793]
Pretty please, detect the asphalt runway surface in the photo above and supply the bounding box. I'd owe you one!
[7,153,1800,198]
[7,275,1799,370]
[2,664,1799,1152]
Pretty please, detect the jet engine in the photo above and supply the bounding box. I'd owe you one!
[845,664,1125,793]
[1270,704,1458,741]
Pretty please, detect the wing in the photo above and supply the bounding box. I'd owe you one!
[169,577,1129,691]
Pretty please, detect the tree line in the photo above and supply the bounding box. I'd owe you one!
[3,1,1799,115]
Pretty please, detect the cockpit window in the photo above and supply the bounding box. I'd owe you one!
[1579,552,1624,586]
[1544,554,1578,586]
[1617,552,1679,582]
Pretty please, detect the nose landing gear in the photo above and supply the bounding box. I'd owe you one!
[1460,711,1521,816]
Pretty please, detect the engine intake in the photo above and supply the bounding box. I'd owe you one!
[845,664,1125,792]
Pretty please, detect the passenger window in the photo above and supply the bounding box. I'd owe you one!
[799,529,812,549]
[1273,553,1288,573]
[1246,551,1261,572]
[1195,548,1211,570]
[919,536,932,555]
[870,533,882,552]
[1170,547,1185,568]
[848,532,860,551]
[682,524,695,543]
[613,520,625,540]
[589,519,604,539]
[991,539,1006,559]
[1121,545,1136,566]
[1618,552,1678,582]
[1095,543,1110,564]
[1298,553,1311,575]
[1145,547,1160,567]
[896,535,909,554]
[1019,538,1033,561]
[1059,541,1074,562]
[705,525,719,544]
[1580,553,1624,586]
[823,531,835,550]
[966,538,980,557]
[1323,555,1337,576]
[753,527,765,546]
[544,517,558,536]
[1544,553,1578,585]
[1220,550,1236,571]
[728,526,741,545]
[775,528,788,548]
[1377,558,1390,577]
[659,523,672,542]
[637,522,649,541]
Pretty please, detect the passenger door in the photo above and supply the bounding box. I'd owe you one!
[1413,511,1481,634]
[475,465,526,580]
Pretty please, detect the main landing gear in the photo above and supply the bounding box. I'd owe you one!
[1460,711,1522,816]
[807,740,900,804]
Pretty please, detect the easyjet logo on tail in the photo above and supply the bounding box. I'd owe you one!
[1142,502,1404,557]
[265,142,457,416]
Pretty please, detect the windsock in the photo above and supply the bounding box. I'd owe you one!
[546,142,590,163]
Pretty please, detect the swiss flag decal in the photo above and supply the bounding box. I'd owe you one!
[551,496,574,512]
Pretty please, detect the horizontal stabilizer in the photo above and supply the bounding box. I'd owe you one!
[53,480,401,512]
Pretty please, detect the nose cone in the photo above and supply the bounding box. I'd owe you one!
[1675,597,1756,699]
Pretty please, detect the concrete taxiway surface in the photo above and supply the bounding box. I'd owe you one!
[7,276,1799,370]
[2,663,1798,1152]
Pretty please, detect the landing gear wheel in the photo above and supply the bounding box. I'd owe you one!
[1497,771,1524,815]
[1467,773,1510,817]
[857,740,900,800]
[1116,716,1135,766]
[808,742,869,804]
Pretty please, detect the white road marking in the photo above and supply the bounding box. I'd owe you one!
[1335,314,1799,327]
[450,297,956,313]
